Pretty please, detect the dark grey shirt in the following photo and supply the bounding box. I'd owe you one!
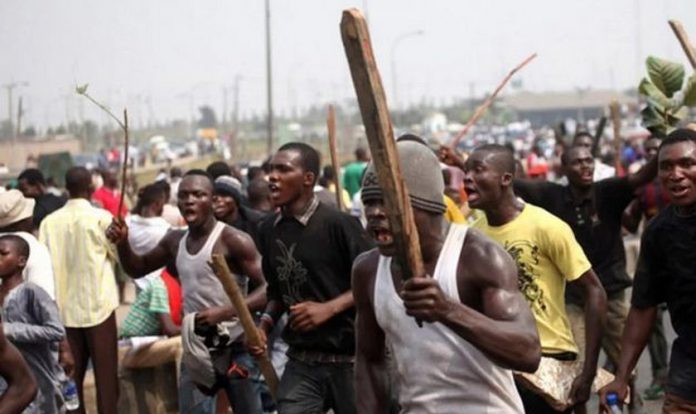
[1,282,65,413]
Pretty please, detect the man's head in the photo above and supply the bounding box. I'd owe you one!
[657,128,696,211]
[644,137,661,161]
[355,146,370,162]
[247,166,265,183]
[206,162,232,180]
[177,170,215,227]
[361,138,446,256]
[0,190,35,233]
[65,167,93,199]
[247,178,272,212]
[170,167,183,179]
[0,234,29,279]
[461,144,516,211]
[561,146,595,189]
[213,176,243,221]
[17,169,46,199]
[100,169,118,189]
[267,142,320,208]
[134,184,167,217]
[572,131,594,151]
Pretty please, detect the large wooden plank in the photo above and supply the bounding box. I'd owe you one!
[340,8,424,281]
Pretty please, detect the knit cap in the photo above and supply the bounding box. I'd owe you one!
[361,139,446,214]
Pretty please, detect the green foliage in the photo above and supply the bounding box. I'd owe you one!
[638,56,695,138]
[646,57,685,98]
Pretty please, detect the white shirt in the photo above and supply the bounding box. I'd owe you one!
[126,214,171,289]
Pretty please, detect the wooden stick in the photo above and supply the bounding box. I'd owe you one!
[209,254,279,400]
[117,109,129,220]
[668,20,696,69]
[609,99,622,175]
[327,104,345,211]
[341,8,424,281]
[449,53,537,149]
[592,116,607,158]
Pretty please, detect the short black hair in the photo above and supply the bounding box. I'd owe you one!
[65,167,92,195]
[247,178,270,205]
[396,133,428,145]
[572,131,594,146]
[184,169,214,188]
[247,166,264,182]
[473,144,516,174]
[277,142,320,183]
[133,184,167,214]
[0,234,30,260]
[17,168,45,186]
[658,128,696,155]
[206,161,232,180]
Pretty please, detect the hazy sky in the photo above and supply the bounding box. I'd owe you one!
[1,0,695,130]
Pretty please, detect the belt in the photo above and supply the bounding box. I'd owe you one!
[287,348,354,364]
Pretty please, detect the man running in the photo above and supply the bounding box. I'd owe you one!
[106,170,268,414]
[354,139,540,413]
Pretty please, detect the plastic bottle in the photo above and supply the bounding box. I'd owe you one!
[63,379,80,411]
[606,392,623,414]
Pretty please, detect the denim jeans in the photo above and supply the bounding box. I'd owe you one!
[277,358,355,414]
[179,349,264,414]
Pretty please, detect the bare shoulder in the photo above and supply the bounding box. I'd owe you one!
[352,248,380,302]
[160,228,186,252]
[460,228,518,289]
[219,224,257,253]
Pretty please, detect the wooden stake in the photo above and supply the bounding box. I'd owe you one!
[609,100,622,175]
[340,8,424,281]
[592,116,607,158]
[117,109,129,220]
[449,53,537,149]
[209,254,279,400]
[327,104,345,211]
[668,20,696,69]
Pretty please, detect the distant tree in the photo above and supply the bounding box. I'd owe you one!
[22,126,37,137]
[55,125,67,134]
[198,106,218,128]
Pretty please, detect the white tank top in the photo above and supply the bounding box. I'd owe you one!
[176,221,247,317]
[374,223,524,414]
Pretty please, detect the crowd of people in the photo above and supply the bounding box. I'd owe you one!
[0,124,694,414]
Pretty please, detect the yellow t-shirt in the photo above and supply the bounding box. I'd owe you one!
[443,195,466,224]
[472,203,591,354]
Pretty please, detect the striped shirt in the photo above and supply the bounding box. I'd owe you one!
[39,198,119,328]
[120,276,169,338]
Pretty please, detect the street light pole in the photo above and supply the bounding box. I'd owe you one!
[2,81,29,142]
[390,30,423,111]
[265,0,274,156]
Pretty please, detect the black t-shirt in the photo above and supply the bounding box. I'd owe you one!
[33,193,66,229]
[257,202,373,356]
[233,206,267,248]
[514,178,635,299]
[631,205,696,400]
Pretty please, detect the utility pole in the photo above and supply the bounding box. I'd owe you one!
[2,81,29,142]
[16,97,23,139]
[265,0,274,155]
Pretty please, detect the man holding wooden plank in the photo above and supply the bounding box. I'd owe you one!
[106,170,268,414]
[353,138,540,413]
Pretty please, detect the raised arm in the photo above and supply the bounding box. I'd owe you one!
[352,250,388,414]
[401,231,541,372]
[0,324,37,414]
[105,219,175,277]
[627,153,657,189]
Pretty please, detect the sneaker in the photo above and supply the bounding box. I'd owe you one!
[642,383,665,401]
